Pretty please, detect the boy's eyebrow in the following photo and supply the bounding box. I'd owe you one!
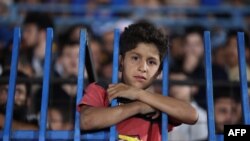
[148,57,158,61]
[130,51,159,61]
[130,52,140,56]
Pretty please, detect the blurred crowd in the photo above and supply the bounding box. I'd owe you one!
[1,0,250,141]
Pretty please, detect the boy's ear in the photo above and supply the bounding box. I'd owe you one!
[119,55,123,72]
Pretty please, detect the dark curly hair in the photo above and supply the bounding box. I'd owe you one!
[119,21,168,70]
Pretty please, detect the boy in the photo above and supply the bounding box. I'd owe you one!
[78,22,198,141]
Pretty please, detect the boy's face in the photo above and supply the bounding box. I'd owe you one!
[121,43,161,89]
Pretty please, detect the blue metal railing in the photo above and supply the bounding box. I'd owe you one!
[237,32,250,124]
[39,28,53,141]
[1,4,250,28]
[1,28,250,140]
[110,29,120,141]
[161,47,169,141]
[74,29,87,141]
[2,27,21,141]
[204,31,216,141]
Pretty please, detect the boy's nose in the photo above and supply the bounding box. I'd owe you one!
[138,62,147,72]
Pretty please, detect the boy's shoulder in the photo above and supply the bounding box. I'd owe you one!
[86,80,110,91]
[95,80,109,90]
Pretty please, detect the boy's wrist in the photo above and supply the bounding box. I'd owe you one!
[129,101,143,114]
[136,89,145,101]
[133,101,150,115]
[136,89,148,101]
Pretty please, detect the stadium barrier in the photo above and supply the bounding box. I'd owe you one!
[1,4,250,28]
[0,27,250,141]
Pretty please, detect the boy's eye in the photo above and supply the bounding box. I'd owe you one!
[148,60,157,65]
[131,56,139,60]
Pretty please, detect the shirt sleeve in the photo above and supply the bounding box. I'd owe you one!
[77,82,108,111]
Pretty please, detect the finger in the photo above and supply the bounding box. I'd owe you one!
[108,93,118,102]
[108,84,116,88]
[152,111,160,119]
[107,88,118,95]
[108,94,115,103]
[107,85,125,95]
[107,85,120,93]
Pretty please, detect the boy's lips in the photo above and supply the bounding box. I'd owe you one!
[134,75,146,81]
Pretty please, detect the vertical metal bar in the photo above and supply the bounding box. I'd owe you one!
[237,32,250,124]
[110,29,120,141]
[216,134,224,141]
[161,53,169,141]
[39,28,53,141]
[74,29,87,141]
[3,27,21,141]
[204,31,216,141]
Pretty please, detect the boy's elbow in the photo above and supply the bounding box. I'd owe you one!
[189,108,199,125]
[80,114,95,130]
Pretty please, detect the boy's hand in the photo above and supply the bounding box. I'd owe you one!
[107,83,142,102]
[136,101,159,119]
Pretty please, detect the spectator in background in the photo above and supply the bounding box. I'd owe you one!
[168,68,208,141]
[1,40,34,77]
[31,41,79,125]
[98,56,113,80]
[47,103,74,130]
[224,30,250,83]
[58,24,93,44]
[212,45,226,68]
[0,69,37,130]
[102,28,114,55]
[169,33,185,70]
[21,12,55,77]
[182,26,205,76]
[182,26,228,109]
[214,86,242,133]
[56,40,80,79]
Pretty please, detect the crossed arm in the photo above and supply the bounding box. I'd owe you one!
[80,83,198,130]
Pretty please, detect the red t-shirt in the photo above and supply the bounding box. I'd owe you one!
[78,82,174,141]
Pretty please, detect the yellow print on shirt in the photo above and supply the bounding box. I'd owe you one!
[118,134,141,141]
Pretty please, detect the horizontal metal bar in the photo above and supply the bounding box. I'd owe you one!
[1,4,249,28]
[10,4,250,14]
[0,131,109,140]
[0,77,249,87]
